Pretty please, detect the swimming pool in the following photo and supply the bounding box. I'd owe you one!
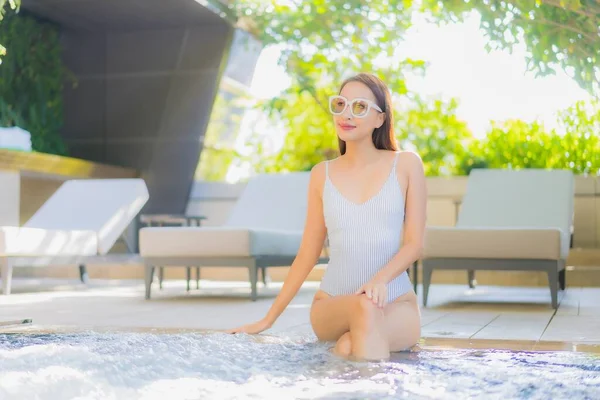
[0,332,598,399]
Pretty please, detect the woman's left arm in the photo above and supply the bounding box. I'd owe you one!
[375,151,427,282]
[357,152,427,307]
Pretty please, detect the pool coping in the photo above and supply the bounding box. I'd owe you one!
[1,323,599,354]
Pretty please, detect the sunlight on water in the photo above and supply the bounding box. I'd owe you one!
[0,332,598,400]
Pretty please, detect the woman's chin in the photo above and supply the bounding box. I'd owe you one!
[338,132,367,143]
[337,130,358,141]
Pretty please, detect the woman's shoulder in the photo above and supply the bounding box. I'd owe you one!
[394,150,424,174]
[394,150,422,163]
[309,160,331,188]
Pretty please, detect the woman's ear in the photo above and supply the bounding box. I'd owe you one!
[375,112,386,128]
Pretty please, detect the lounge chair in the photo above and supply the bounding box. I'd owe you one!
[139,172,327,301]
[422,169,574,309]
[0,178,149,294]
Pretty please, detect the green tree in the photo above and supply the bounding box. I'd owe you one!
[217,1,600,179]
[472,119,557,169]
[0,12,71,155]
[420,0,600,96]
[396,96,474,176]
[0,0,19,63]
[554,99,600,174]
[457,100,600,175]
[248,90,339,174]
[233,1,467,176]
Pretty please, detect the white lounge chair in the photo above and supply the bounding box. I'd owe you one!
[139,172,327,301]
[422,169,574,309]
[0,178,149,294]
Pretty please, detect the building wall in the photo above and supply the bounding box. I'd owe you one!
[60,21,234,213]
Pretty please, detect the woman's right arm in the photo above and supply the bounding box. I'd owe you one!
[227,162,327,334]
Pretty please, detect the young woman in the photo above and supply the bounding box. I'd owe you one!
[228,72,426,361]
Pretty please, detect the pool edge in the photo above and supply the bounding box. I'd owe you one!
[1,324,599,354]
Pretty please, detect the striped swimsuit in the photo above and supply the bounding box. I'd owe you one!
[319,152,413,303]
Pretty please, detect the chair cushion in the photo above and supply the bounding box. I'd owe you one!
[423,226,565,260]
[139,227,302,258]
[458,169,574,234]
[0,227,98,257]
[24,178,149,255]
[224,172,310,231]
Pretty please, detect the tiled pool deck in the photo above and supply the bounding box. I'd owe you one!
[1,278,599,353]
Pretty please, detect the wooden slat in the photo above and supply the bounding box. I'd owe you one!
[0,149,138,180]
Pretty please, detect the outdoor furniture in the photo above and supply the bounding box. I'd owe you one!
[422,169,574,309]
[139,213,207,291]
[0,178,149,294]
[140,172,329,300]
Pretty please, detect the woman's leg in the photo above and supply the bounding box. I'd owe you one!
[310,290,421,360]
[310,291,390,360]
[384,292,421,352]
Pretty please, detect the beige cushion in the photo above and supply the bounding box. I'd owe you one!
[139,173,311,259]
[424,226,564,260]
[0,226,97,257]
[139,226,302,258]
[424,169,574,261]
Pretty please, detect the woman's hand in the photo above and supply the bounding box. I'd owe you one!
[355,279,388,308]
[226,317,272,335]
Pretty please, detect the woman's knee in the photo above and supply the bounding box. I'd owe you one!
[353,295,383,328]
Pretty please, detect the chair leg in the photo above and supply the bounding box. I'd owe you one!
[260,267,269,286]
[249,263,258,301]
[559,268,566,291]
[186,267,191,292]
[145,265,155,300]
[196,267,200,289]
[1,258,13,295]
[422,261,433,307]
[158,267,164,290]
[412,261,419,294]
[547,266,559,309]
[79,264,89,284]
[468,270,476,289]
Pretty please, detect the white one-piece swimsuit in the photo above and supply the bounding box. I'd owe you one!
[319,153,413,303]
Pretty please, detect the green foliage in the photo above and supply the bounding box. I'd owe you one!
[396,96,474,176]
[201,1,600,180]
[556,100,600,174]
[472,120,558,169]
[248,90,339,174]
[0,0,19,62]
[230,0,432,176]
[420,0,600,96]
[459,100,600,175]
[0,11,71,155]
[196,92,246,181]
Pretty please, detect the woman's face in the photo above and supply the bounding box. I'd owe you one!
[331,81,385,145]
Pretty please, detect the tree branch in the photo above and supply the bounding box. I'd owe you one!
[514,14,598,43]
[540,0,600,19]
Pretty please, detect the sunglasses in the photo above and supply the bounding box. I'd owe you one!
[328,95,383,118]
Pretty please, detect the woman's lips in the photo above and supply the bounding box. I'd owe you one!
[338,123,356,131]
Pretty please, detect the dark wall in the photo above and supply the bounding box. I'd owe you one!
[60,22,234,213]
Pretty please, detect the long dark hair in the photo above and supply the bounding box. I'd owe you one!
[337,73,397,155]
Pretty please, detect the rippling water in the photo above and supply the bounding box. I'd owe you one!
[0,332,598,399]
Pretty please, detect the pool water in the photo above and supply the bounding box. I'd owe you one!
[0,332,598,399]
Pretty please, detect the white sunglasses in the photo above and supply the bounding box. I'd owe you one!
[328,95,383,118]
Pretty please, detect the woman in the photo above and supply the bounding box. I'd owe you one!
[228,72,426,361]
